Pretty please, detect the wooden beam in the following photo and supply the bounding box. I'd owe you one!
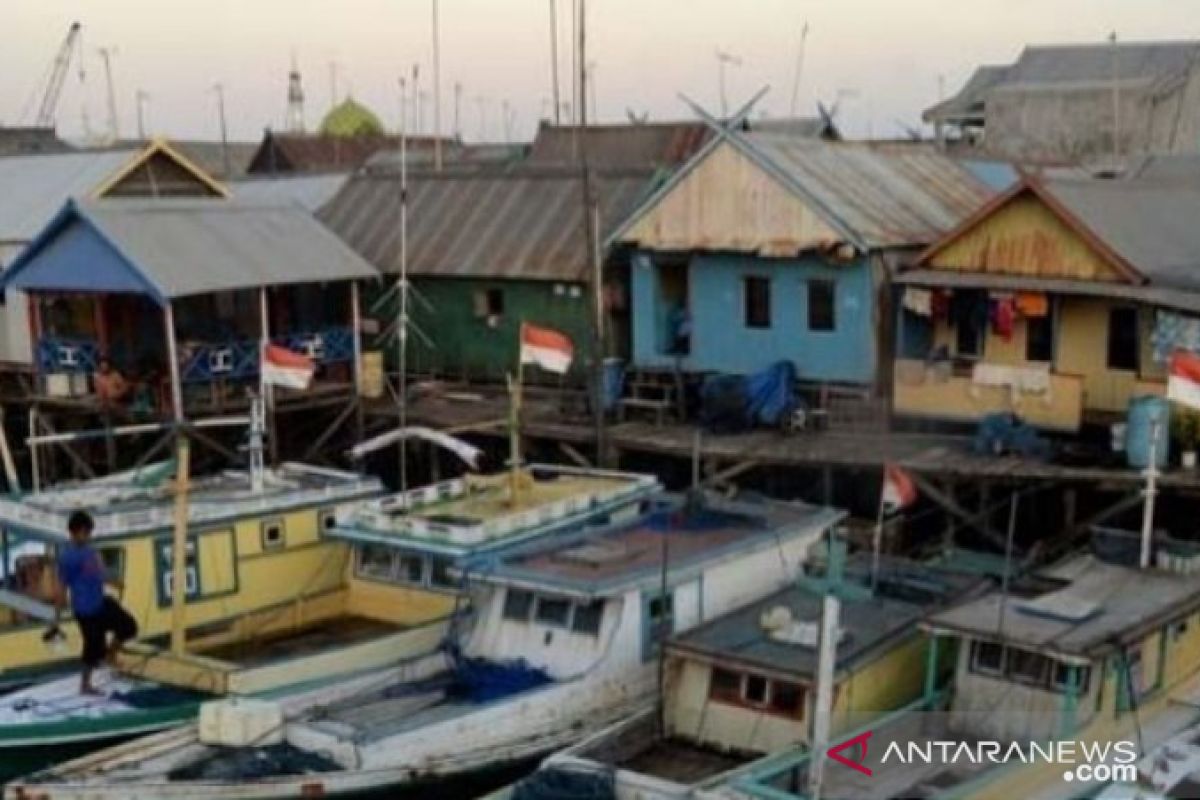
[302,400,360,463]
[36,415,96,479]
[909,472,1008,550]
[558,441,593,469]
[702,459,760,489]
[182,422,239,464]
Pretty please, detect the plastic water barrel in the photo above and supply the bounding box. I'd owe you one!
[1125,395,1170,469]
[360,351,384,399]
[602,358,625,412]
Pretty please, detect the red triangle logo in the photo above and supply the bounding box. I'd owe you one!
[827,730,873,776]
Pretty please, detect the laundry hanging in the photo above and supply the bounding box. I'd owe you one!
[902,286,933,316]
[1015,292,1049,318]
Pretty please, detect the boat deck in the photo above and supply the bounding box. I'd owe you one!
[619,738,748,784]
[200,616,400,667]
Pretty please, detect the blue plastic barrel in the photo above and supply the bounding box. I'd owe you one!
[1125,395,1170,469]
[602,358,625,412]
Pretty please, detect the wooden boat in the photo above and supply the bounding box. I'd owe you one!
[0,449,661,780]
[7,492,841,798]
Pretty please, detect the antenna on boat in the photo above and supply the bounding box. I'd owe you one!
[507,325,525,507]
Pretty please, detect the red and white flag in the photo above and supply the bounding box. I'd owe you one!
[1168,350,1200,411]
[262,344,315,390]
[519,323,574,374]
[882,464,917,513]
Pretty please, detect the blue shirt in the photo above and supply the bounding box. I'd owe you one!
[57,544,106,617]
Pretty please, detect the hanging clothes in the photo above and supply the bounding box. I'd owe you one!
[990,294,1015,341]
[902,287,933,316]
[1152,310,1200,364]
[931,289,951,321]
[1015,292,1049,318]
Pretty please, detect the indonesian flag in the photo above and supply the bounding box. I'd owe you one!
[519,322,573,374]
[1168,350,1200,411]
[882,464,917,513]
[262,343,315,390]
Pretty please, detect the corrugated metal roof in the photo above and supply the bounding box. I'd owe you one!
[230,173,351,212]
[247,133,453,175]
[738,134,993,249]
[0,149,138,242]
[1044,175,1200,291]
[526,122,711,169]
[319,165,659,281]
[5,198,378,302]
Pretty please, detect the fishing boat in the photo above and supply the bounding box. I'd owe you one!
[8,490,841,798]
[503,547,987,800]
[722,530,1200,800]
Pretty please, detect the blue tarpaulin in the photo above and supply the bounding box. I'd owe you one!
[700,360,798,433]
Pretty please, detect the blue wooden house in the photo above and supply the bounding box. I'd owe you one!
[611,132,991,391]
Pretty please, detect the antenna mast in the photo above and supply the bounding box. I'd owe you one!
[789,21,810,117]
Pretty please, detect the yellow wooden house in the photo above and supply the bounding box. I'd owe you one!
[893,173,1200,431]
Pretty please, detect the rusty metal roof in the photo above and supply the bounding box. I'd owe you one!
[737,134,993,250]
[526,121,711,169]
[318,164,660,281]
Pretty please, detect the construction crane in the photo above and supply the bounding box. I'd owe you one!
[32,21,83,128]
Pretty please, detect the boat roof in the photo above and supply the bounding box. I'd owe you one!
[668,556,986,682]
[473,495,844,598]
[925,553,1200,659]
[328,464,660,559]
[0,462,382,541]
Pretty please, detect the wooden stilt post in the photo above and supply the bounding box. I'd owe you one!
[163,303,183,423]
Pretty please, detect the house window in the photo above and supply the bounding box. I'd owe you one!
[503,589,534,622]
[486,289,504,316]
[571,599,605,636]
[261,519,286,551]
[1025,309,1055,362]
[807,279,836,332]
[744,276,772,329]
[1107,306,1139,371]
[534,596,572,627]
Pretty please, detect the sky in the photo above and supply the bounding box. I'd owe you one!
[2,0,1198,144]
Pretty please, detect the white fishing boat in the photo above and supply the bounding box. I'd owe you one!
[8,491,841,798]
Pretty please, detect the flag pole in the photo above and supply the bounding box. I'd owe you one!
[870,466,887,592]
[509,322,525,507]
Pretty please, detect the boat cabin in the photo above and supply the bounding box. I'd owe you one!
[0,461,382,685]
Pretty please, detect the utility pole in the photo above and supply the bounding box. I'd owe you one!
[397,76,407,136]
[570,0,579,125]
[411,64,421,135]
[432,0,443,170]
[97,46,120,142]
[715,49,742,118]
[327,60,339,113]
[475,95,487,140]
[135,90,149,139]
[577,0,606,464]
[549,0,561,124]
[212,83,231,178]
[789,21,810,117]
[587,61,598,122]
[453,81,462,139]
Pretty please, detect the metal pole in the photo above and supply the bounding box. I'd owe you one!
[169,433,190,656]
[398,77,411,490]
[549,0,561,125]
[808,593,841,800]
[164,303,183,423]
[578,0,606,465]
[259,287,278,466]
[870,467,887,591]
[432,0,443,171]
[1140,416,1160,569]
[213,84,231,179]
[997,492,1019,635]
[351,281,364,441]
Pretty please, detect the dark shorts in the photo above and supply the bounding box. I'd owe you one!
[76,596,138,667]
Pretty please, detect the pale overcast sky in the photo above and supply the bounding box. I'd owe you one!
[3,0,1198,144]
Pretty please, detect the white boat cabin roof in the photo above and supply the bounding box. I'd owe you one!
[0,462,382,542]
[330,464,660,559]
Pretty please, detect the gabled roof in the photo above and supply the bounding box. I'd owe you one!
[612,128,991,252]
[915,172,1200,291]
[2,198,378,305]
[0,139,227,244]
[319,164,659,281]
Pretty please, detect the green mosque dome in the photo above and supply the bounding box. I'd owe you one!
[318,97,385,137]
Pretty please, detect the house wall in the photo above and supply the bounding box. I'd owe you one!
[631,250,876,382]
[0,244,31,364]
[400,276,596,382]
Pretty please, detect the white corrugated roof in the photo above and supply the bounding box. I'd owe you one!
[0,149,138,242]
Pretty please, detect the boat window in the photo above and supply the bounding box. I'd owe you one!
[743,674,769,705]
[770,681,805,716]
[571,599,604,635]
[319,508,338,533]
[1051,662,1090,695]
[397,553,425,584]
[261,519,286,551]
[710,667,742,703]
[534,596,571,627]
[503,589,534,621]
[357,545,396,580]
[429,557,456,589]
[1008,648,1048,686]
[970,640,1005,676]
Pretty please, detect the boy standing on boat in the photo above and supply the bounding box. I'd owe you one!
[55,510,138,695]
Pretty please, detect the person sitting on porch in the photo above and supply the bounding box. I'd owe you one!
[93,358,129,409]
